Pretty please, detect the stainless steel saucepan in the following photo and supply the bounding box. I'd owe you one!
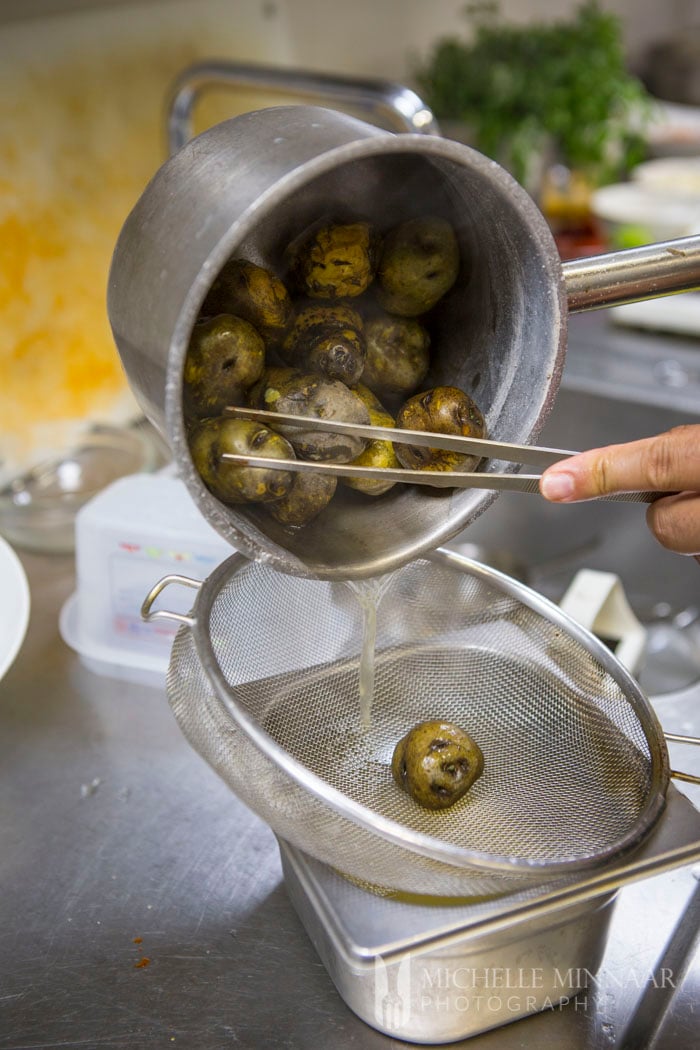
[107,63,700,580]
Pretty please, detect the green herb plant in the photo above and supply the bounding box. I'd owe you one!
[415,1,651,189]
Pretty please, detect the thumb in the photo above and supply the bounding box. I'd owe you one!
[539,426,700,502]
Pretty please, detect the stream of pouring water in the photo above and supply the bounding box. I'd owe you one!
[345,575,393,728]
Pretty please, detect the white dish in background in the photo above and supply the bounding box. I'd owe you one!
[592,184,700,223]
[591,182,700,247]
[0,535,30,682]
[609,293,700,336]
[646,100,700,157]
[632,157,700,196]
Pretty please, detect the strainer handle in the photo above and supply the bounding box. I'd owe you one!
[166,60,439,155]
[141,574,201,628]
[666,732,700,785]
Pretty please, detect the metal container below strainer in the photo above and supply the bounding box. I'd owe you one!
[145,547,675,898]
[279,780,700,1043]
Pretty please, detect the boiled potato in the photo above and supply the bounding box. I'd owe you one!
[288,221,377,299]
[377,216,459,317]
[282,302,365,385]
[184,315,265,418]
[267,471,338,527]
[392,720,484,810]
[395,386,486,473]
[361,312,430,401]
[201,259,291,338]
[246,366,299,410]
[342,388,400,496]
[253,369,370,463]
[188,416,294,505]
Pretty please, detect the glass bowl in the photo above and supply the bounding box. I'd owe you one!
[0,422,168,553]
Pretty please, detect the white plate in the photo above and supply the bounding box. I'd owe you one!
[633,157,700,196]
[646,100,700,157]
[0,535,30,681]
[591,183,700,231]
[609,293,700,336]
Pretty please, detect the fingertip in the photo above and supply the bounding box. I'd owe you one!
[540,471,576,502]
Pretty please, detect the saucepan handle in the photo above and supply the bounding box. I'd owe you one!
[563,235,700,311]
[166,60,439,155]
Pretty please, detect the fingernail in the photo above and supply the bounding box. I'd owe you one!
[540,471,575,501]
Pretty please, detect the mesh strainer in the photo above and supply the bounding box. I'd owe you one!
[145,548,671,897]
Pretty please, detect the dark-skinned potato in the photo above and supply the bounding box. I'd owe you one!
[282,302,365,385]
[283,302,363,349]
[362,313,430,401]
[288,221,377,299]
[392,721,484,810]
[342,392,400,496]
[255,369,371,462]
[377,216,459,317]
[352,382,387,414]
[201,259,291,337]
[246,366,299,411]
[188,416,295,505]
[267,471,337,527]
[395,386,486,473]
[183,315,265,418]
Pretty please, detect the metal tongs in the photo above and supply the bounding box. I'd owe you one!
[223,407,659,503]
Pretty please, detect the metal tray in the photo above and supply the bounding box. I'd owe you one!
[280,784,700,1044]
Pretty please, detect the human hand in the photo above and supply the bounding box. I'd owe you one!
[539,424,700,557]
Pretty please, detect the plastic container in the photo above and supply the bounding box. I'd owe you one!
[60,473,232,686]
